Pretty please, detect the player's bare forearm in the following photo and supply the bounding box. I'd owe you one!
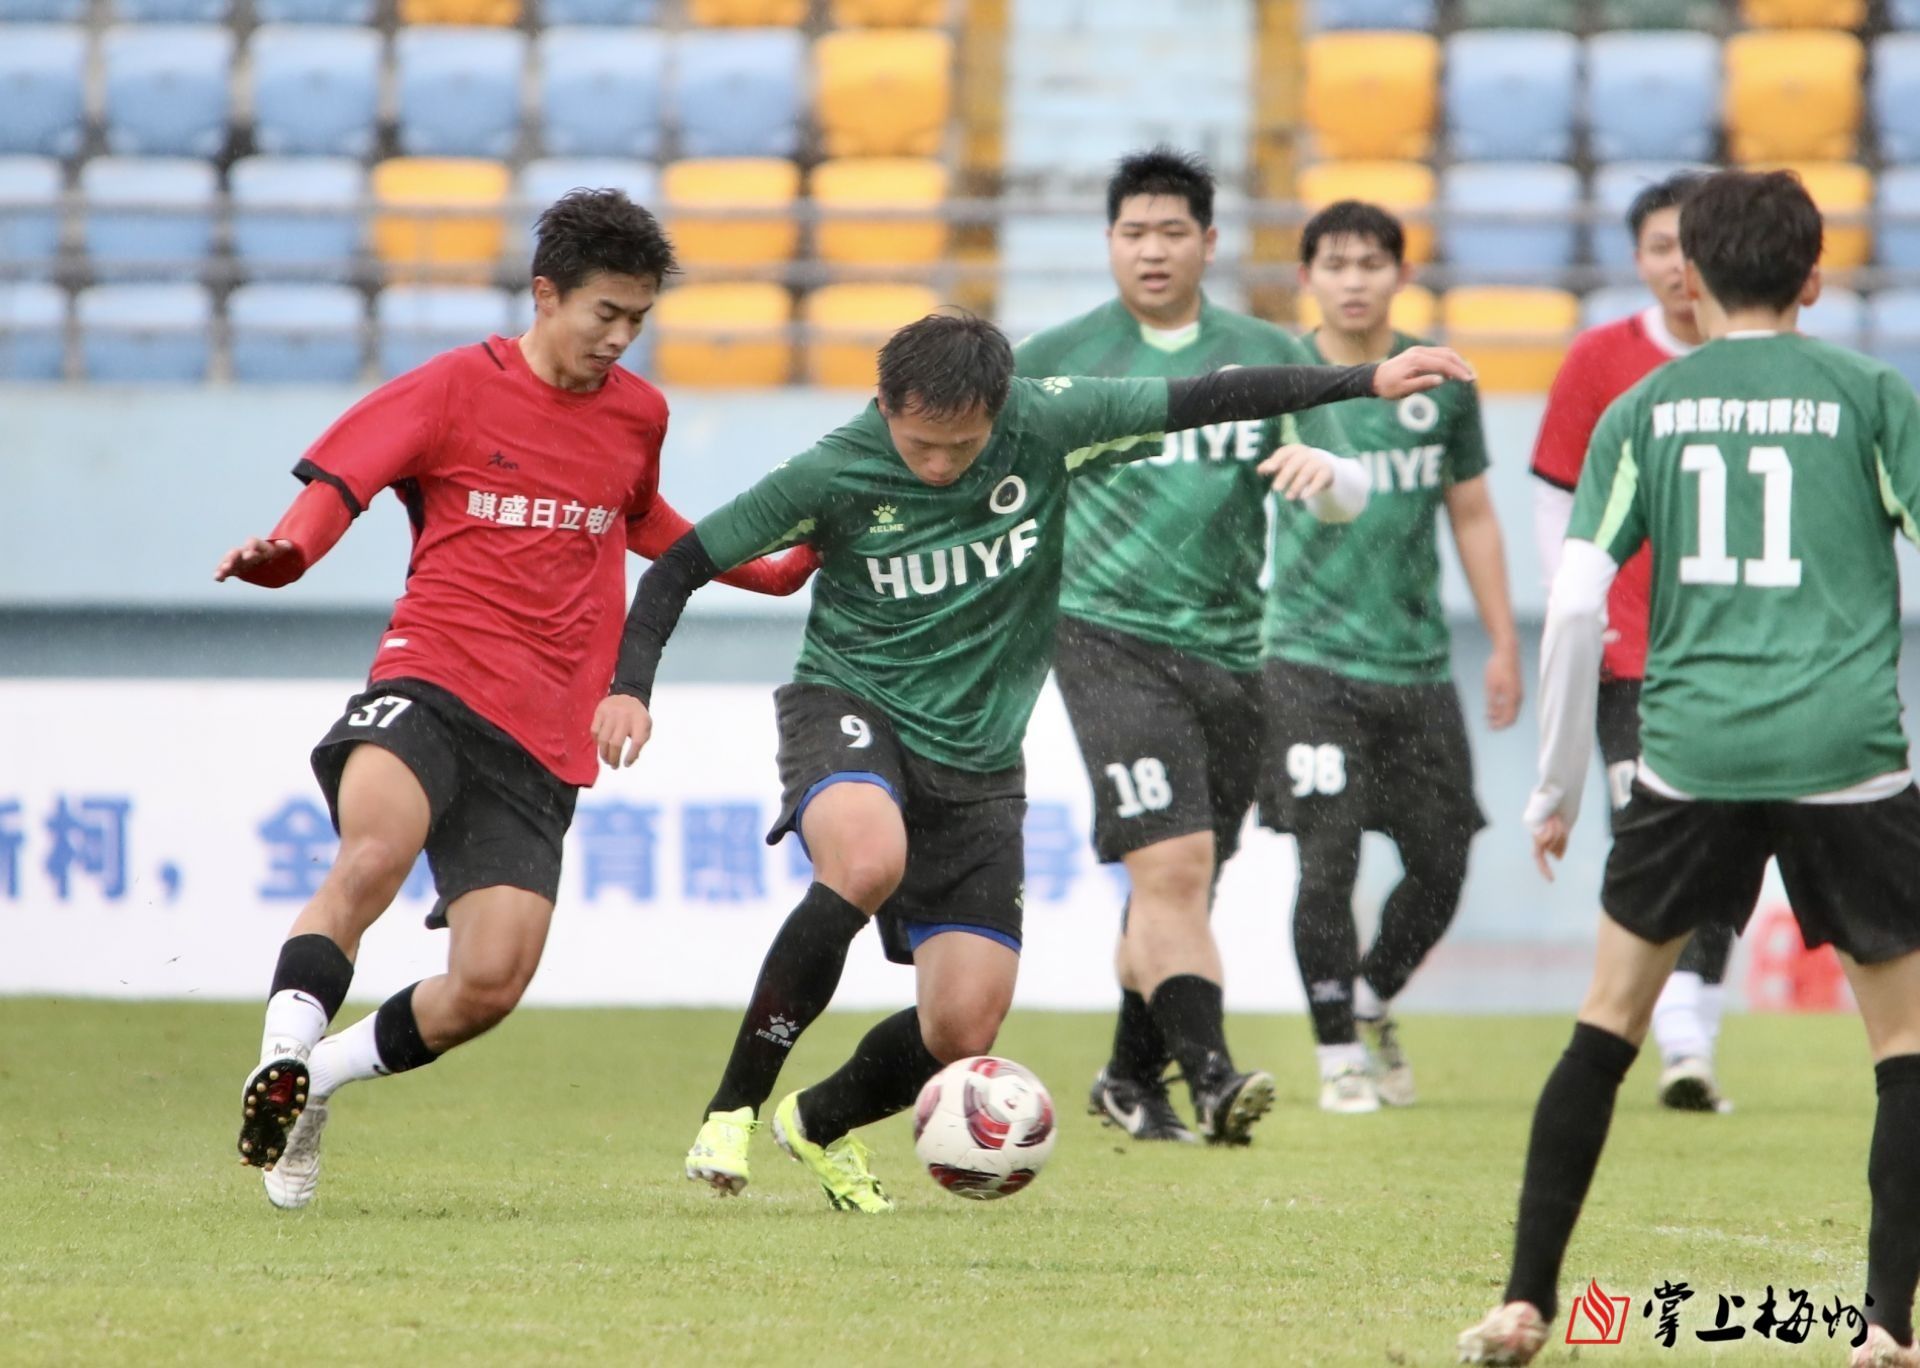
[1447,480,1522,728]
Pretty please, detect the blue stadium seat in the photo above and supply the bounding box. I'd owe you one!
[1799,286,1865,351]
[537,30,666,161]
[1445,30,1579,162]
[1306,0,1436,27]
[229,283,365,382]
[101,25,234,158]
[1440,161,1581,274]
[1894,0,1920,27]
[230,156,364,279]
[250,26,380,159]
[541,0,657,20]
[114,0,232,21]
[1584,32,1719,164]
[395,28,527,161]
[0,27,86,158]
[1879,166,1920,271]
[1581,286,1651,329]
[77,282,212,380]
[1874,35,1920,165]
[1591,160,1698,270]
[0,0,84,18]
[82,157,218,278]
[671,29,805,160]
[0,157,62,277]
[252,0,371,21]
[518,158,659,251]
[0,281,65,380]
[375,285,512,378]
[1870,289,1920,388]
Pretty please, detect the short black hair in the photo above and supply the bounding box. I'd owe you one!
[876,311,1014,420]
[1107,145,1214,230]
[1626,171,1703,244]
[531,188,678,295]
[1678,170,1822,314]
[1300,200,1406,266]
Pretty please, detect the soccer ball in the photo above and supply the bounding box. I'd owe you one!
[912,1055,1056,1200]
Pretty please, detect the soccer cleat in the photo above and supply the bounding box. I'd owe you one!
[1359,1013,1416,1107]
[685,1107,758,1195]
[1319,1065,1382,1115]
[1457,1301,1548,1365]
[770,1091,893,1213]
[263,1099,329,1210]
[1852,1325,1920,1367]
[1087,1068,1198,1143]
[1192,1066,1276,1146]
[1658,1056,1733,1113]
[237,1045,311,1171]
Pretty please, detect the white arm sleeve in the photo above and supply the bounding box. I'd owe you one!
[1523,538,1619,832]
[1301,452,1371,524]
[1532,479,1576,590]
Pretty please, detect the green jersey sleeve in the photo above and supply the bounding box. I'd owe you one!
[1019,375,1171,474]
[1566,393,1647,563]
[1444,385,1491,484]
[1874,365,1920,546]
[694,445,833,571]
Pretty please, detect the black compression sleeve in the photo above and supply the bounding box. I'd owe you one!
[1163,363,1379,431]
[611,531,720,705]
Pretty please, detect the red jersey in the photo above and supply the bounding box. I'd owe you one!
[1530,308,1690,680]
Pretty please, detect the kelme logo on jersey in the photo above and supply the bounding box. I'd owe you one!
[1039,376,1073,395]
[866,518,1042,598]
[868,502,906,534]
[1396,393,1440,434]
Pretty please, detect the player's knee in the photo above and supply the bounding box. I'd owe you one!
[920,1005,1002,1064]
[1126,837,1215,918]
[328,834,418,907]
[815,849,904,914]
[446,960,532,1030]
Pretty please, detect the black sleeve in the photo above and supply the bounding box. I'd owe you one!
[610,531,720,706]
[1163,363,1379,432]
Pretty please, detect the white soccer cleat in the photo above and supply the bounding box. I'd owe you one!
[1319,1065,1381,1114]
[1359,1014,1416,1107]
[1457,1301,1548,1365]
[263,1099,329,1210]
[1658,1056,1733,1113]
[1853,1325,1920,1368]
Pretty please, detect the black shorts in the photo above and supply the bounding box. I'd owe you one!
[1051,616,1262,865]
[1604,782,1920,964]
[767,682,1027,966]
[311,677,578,928]
[1596,678,1643,824]
[1257,658,1487,844]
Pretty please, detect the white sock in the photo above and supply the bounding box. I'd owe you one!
[1651,971,1711,1066]
[261,989,329,1059]
[308,1012,386,1100]
[1353,977,1384,1021]
[1316,1043,1368,1079]
[1699,982,1726,1049]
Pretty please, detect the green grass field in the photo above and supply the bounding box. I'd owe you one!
[0,1001,1887,1366]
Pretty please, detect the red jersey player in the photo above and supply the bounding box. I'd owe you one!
[1529,172,1736,1115]
[214,190,816,1208]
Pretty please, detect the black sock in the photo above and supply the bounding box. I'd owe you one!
[796,1007,942,1146]
[1360,838,1468,1001]
[1293,830,1362,1045]
[1109,988,1168,1081]
[372,982,440,1075]
[269,933,355,1022]
[1149,974,1232,1087]
[1867,1054,1920,1344]
[707,883,868,1117]
[1504,1022,1639,1321]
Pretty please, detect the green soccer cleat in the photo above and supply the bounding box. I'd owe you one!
[685,1107,758,1195]
[770,1091,894,1213]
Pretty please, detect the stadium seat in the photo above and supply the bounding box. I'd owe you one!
[1878,166,1920,271]
[1591,161,1701,270]
[653,281,792,386]
[831,0,947,22]
[1441,286,1578,392]
[1440,162,1581,275]
[541,0,656,18]
[1873,35,1920,166]
[1445,31,1579,162]
[376,285,512,378]
[230,156,364,279]
[0,0,83,18]
[804,283,939,387]
[1297,161,1435,264]
[538,30,666,161]
[77,282,212,381]
[371,158,512,283]
[249,26,381,159]
[1585,33,1720,164]
[1869,289,1920,388]
[0,281,65,379]
[518,159,659,254]
[115,0,231,20]
[0,157,62,277]
[1895,0,1920,27]
[688,0,805,22]
[1456,0,1572,24]
[1596,0,1721,25]
[229,283,365,383]
[673,29,805,160]
[1798,285,1865,349]
[101,25,234,158]
[660,158,800,267]
[1770,160,1873,269]
[1303,32,1439,160]
[395,27,527,161]
[1307,0,1435,26]
[253,0,371,21]
[815,30,954,158]
[1724,30,1862,164]
[812,158,948,266]
[0,27,85,158]
[398,0,519,24]
[81,156,217,277]
[1295,282,1437,335]
[1741,0,1864,25]
[1580,286,1649,328]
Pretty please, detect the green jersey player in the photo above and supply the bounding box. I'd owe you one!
[1014,148,1366,1147]
[595,312,1472,1210]
[1461,170,1920,1368]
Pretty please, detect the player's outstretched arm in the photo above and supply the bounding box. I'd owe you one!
[1257,444,1370,523]
[596,530,722,768]
[1523,539,1618,876]
[627,497,820,596]
[1160,347,1475,433]
[212,481,353,588]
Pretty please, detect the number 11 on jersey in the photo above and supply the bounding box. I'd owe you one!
[1680,443,1802,589]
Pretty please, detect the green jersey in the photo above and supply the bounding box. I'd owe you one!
[1571,332,1920,800]
[1013,296,1350,672]
[1262,331,1490,685]
[696,375,1172,771]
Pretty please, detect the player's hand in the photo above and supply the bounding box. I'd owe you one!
[214,538,294,582]
[1532,813,1571,881]
[1485,642,1523,730]
[1371,346,1476,398]
[592,693,653,768]
[1258,444,1336,502]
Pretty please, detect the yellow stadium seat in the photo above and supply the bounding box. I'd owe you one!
[398,0,519,22]
[1740,0,1865,25]
[661,158,801,268]
[687,0,807,22]
[1296,161,1436,264]
[1755,161,1873,269]
[1303,32,1439,161]
[830,0,948,22]
[1724,30,1862,163]
[815,30,953,158]
[1442,287,1579,393]
[811,158,949,266]
[804,283,941,387]
[1296,283,1437,336]
[653,282,794,387]
[371,158,511,283]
